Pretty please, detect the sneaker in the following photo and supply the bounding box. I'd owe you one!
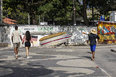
[91,57,94,61]
[16,55,18,59]
[27,56,29,59]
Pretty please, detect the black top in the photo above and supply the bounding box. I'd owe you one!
[89,33,99,45]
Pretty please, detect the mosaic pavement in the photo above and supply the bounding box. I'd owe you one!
[0,47,108,77]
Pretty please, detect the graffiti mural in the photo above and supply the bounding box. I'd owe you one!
[0,27,10,43]
[68,26,97,45]
[97,21,116,44]
[31,36,38,47]
[0,25,97,47]
[38,26,53,31]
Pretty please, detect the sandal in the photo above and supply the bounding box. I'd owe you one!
[91,57,94,61]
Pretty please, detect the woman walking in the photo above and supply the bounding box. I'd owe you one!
[22,31,33,59]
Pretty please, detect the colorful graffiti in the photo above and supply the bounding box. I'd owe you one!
[38,27,53,31]
[69,27,90,45]
[31,36,38,47]
[97,21,116,44]
[0,25,97,47]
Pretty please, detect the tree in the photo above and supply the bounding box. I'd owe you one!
[4,0,115,25]
[87,0,116,20]
[75,0,89,25]
[75,0,116,25]
[3,0,45,25]
[38,0,73,25]
[3,0,73,25]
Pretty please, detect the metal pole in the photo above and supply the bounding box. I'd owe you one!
[39,15,40,25]
[28,13,30,25]
[0,0,3,23]
[43,13,44,22]
[73,0,76,25]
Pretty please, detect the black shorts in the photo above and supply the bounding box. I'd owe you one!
[25,42,31,47]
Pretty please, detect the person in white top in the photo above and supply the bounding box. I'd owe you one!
[11,26,22,59]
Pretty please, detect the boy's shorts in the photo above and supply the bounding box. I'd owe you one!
[90,45,96,52]
[13,42,20,48]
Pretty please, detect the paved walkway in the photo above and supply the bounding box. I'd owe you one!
[0,45,114,77]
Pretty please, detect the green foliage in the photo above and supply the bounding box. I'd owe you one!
[38,0,73,22]
[3,0,74,25]
[3,0,116,25]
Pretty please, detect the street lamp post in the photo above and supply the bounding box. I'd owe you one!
[73,0,76,26]
[28,13,30,25]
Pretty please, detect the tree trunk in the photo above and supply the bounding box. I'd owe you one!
[32,17,37,25]
[30,14,37,25]
[52,18,54,25]
[92,5,94,19]
[83,0,89,25]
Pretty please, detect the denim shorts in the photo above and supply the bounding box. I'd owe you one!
[90,45,96,51]
[25,42,31,47]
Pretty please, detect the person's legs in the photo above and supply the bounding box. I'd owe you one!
[25,47,29,57]
[91,51,95,60]
[14,47,16,54]
[28,47,30,50]
[16,48,18,59]
[14,47,18,59]
[16,47,19,54]
[28,47,30,54]
[25,42,31,59]
[16,43,20,59]
[13,43,19,59]
[27,47,30,59]
[92,51,95,59]
[90,45,96,60]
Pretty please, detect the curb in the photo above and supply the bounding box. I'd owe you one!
[0,47,12,50]
[1,44,116,50]
[99,67,111,77]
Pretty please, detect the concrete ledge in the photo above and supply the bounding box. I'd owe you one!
[0,43,8,47]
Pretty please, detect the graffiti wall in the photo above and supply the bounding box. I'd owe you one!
[0,27,10,44]
[9,26,60,47]
[0,25,97,47]
[65,26,97,45]
[97,21,116,44]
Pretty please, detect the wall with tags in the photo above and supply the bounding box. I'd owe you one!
[0,25,97,47]
[97,21,116,44]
